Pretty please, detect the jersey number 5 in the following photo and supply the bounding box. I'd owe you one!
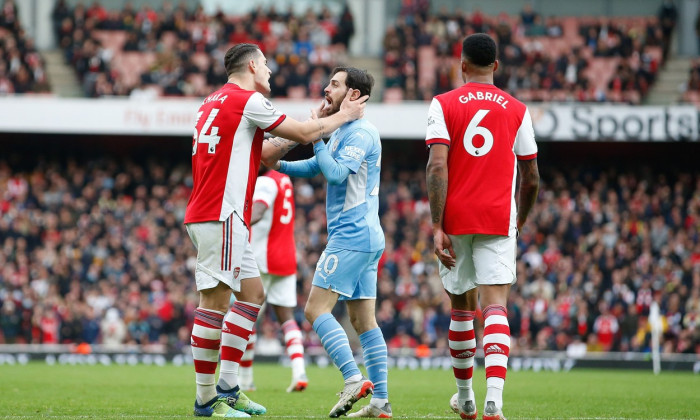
[280,188,293,224]
[463,109,493,157]
[192,108,221,155]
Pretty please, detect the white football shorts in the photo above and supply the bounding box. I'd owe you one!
[186,212,260,292]
[261,273,298,307]
[439,232,517,295]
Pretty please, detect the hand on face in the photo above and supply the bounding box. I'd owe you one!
[315,100,329,119]
[339,89,369,122]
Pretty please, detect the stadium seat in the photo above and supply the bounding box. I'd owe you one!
[111,52,157,88]
[584,57,620,93]
[186,74,207,96]
[684,90,700,106]
[160,31,179,50]
[417,46,437,90]
[92,30,128,53]
[191,53,211,72]
[286,86,307,99]
[383,87,404,103]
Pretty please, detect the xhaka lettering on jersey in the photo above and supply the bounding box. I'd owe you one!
[202,92,228,105]
[459,91,508,108]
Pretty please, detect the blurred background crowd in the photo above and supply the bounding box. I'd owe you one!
[0,143,698,356]
[2,0,700,105]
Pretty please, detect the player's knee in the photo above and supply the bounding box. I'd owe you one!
[251,290,265,306]
[349,313,361,331]
[304,303,319,325]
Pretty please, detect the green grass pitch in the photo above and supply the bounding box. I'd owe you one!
[0,363,697,419]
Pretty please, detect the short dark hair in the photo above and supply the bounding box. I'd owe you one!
[331,66,374,98]
[461,33,497,67]
[224,43,260,77]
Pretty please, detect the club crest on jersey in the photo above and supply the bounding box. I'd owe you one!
[233,267,241,278]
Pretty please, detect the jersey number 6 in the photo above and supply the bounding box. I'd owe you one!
[463,109,493,157]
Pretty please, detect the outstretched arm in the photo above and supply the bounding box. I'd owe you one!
[426,144,455,269]
[278,157,321,178]
[516,158,540,230]
[270,90,368,144]
[261,136,299,168]
[313,140,351,185]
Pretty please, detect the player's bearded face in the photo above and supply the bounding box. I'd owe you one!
[322,72,349,116]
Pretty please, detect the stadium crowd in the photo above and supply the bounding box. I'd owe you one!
[0,0,50,94]
[0,151,698,357]
[382,2,670,104]
[0,0,670,106]
[51,0,353,98]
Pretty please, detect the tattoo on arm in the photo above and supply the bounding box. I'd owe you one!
[517,158,540,226]
[315,119,325,139]
[262,137,299,167]
[268,136,298,152]
[267,136,298,153]
[427,166,448,226]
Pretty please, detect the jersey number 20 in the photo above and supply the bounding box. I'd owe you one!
[463,109,493,157]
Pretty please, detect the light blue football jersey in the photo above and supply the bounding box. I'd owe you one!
[325,119,384,253]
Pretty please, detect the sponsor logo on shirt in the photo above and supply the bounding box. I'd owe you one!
[344,145,365,161]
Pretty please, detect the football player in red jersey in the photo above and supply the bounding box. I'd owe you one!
[237,167,308,394]
[426,33,540,420]
[185,43,367,418]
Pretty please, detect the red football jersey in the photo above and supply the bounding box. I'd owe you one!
[426,82,537,236]
[184,83,286,227]
[251,171,297,276]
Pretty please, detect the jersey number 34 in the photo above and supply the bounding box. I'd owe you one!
[193,109,221,155]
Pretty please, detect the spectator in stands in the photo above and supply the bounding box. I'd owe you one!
[0,0,49,94]
[657,0,677,64]
[52,2,348,99]
[385,6,663,104]
[333,5,355,48]
[519,3,537,30]
[1,143,700,357]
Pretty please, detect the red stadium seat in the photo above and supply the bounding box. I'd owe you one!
[418,46,437,90]
[383,87,404,103]
[92,30,128,53]
[583,57,620,93]
[286,86,307,99]
[684,90,700,106]
[191,53,211,72]
[111,52,157,88]
[160,31,179,50]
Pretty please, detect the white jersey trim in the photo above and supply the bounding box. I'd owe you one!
[251,176,277,272]
[425,98,450,144]
[343,160,368,212]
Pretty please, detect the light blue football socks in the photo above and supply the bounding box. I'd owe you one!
[360,327,389,402]
[313,313,361,381]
